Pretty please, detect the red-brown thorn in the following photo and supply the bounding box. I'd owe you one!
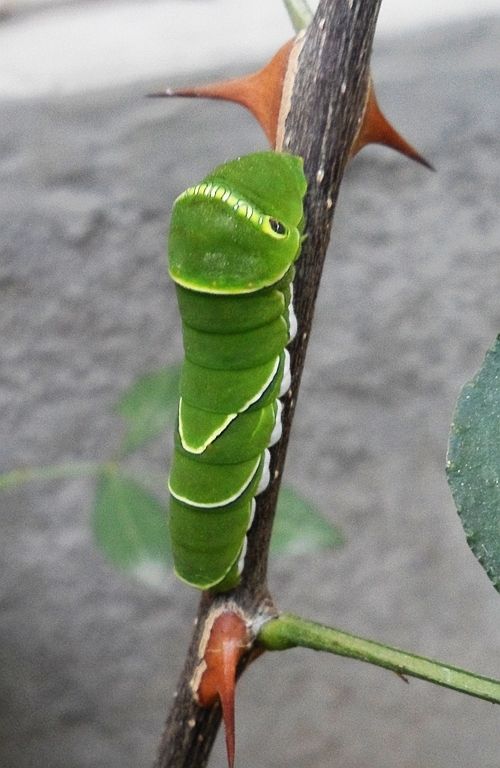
[197,611,250,768]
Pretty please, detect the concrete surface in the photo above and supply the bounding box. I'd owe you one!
[1,14,500,768]
[2,0,500,98]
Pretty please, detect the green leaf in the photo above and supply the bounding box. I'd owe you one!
[446,335,500,592]
[115,365,181,455]
[92,469,172,588]
[271,485,344,555]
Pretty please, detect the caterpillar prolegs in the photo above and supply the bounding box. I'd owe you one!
[167,151,307,590]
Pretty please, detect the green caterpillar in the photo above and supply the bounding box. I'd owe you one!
[167,151,307,590]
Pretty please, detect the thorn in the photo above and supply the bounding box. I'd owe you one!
[350,81,434,170]
[151,34,433,170]
[148,38,294,147]
[198,612,249,768]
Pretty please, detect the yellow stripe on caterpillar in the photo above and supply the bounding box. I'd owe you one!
[177,182,288,240]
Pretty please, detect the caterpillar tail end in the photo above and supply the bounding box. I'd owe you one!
[198,612,249,768]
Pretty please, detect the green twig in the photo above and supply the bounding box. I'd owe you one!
[0,461,101,490]
[258,613,500,704]
[283,0,313,32]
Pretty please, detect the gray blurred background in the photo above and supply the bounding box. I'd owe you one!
[2,3,500,767]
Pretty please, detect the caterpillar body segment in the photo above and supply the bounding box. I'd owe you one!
[167,151,307,590]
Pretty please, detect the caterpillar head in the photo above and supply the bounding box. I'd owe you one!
[168,152,306,295]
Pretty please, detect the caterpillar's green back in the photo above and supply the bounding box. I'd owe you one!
[204,152,305,226]
[167,151,307,590]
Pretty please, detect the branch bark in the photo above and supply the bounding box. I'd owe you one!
[154,1,382,766]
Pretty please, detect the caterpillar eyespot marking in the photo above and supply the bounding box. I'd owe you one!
[269,218,286,235]
[168,151,307,590]
[177,180,289,242]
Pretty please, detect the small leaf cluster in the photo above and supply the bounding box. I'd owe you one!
[1,363,343,590]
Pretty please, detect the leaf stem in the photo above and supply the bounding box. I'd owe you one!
[0,462,101,490]
[258,613,500,704]
[283,0,313,32]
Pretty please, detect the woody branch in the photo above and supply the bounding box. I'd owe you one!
[153,1,382,766]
